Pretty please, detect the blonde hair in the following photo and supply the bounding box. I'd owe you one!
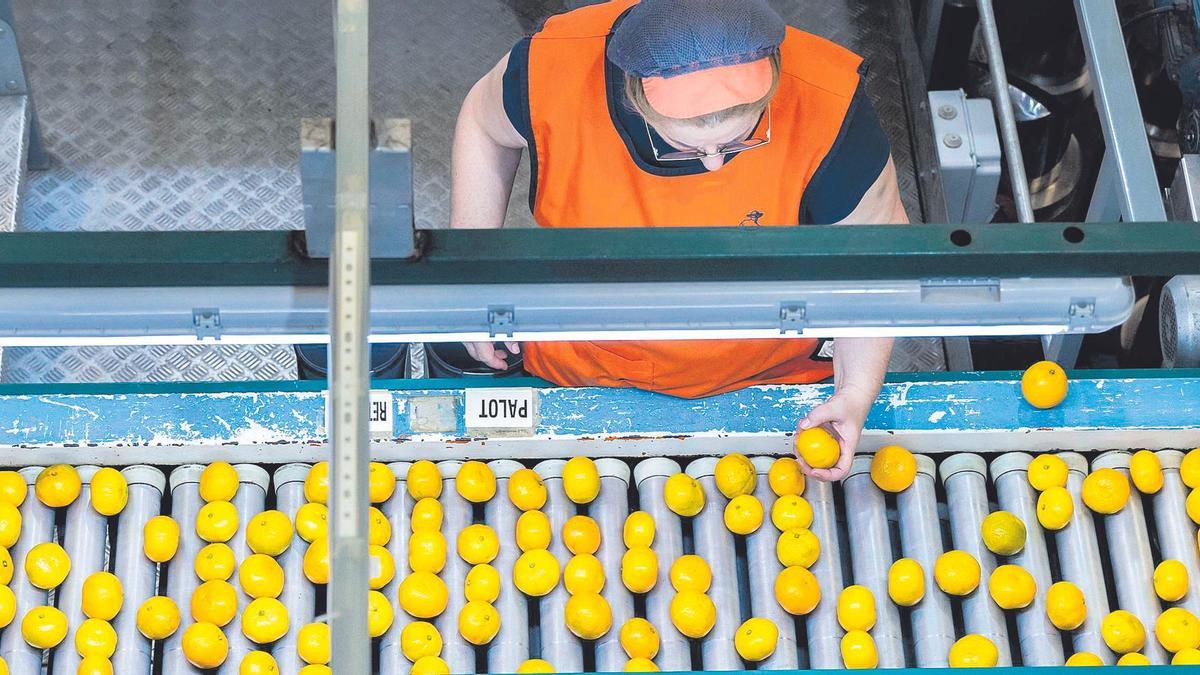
[624,52,782,129]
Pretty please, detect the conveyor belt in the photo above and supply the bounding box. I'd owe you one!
[0,448,1194,672]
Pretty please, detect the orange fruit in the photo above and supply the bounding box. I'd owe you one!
[1021,361,1068,409]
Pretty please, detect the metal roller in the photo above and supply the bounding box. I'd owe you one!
[843,455,905,668]
[686,457,743,671]
[1153,451,1200,616]
[591,459,634,673]
[747,456,799,670]
[161,465,205,674]
[0,467,51,673]
[803,476,844,669]
[940,454,1012,666]
[51,465,108,675]
[989,453,1064,665]
[216,463,270,675]
[484,460,530,674]
[111,465,167,674]
[533,459,584,674]
[1055,452,1112,662]
[273,463,317,675]
[1092,451,1167,664]
[435,460,476,675]
[633,457,691,672]
[379,462,412,675]
[896,455,954,667]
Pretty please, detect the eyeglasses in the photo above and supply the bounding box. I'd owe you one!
[644,105,772,162]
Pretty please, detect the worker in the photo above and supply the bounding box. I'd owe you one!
[449,0,907,480]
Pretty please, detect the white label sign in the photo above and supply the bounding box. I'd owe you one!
[368,390,393,434]
[464,388,535,429]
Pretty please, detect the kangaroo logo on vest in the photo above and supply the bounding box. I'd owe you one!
[740,210,765,226]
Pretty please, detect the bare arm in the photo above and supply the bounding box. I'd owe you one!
[834,157,908,225]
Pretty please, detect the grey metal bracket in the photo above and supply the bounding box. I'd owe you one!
[928,91,1001,225]
[779,302,807,334]
[191,307,222,339]
[300,117,416,259]
[487,305,515,338]
[0,7,46,171]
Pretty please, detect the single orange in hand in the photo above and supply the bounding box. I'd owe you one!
[795,427,839,470]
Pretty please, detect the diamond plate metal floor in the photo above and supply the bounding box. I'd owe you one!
[2,0,941,383]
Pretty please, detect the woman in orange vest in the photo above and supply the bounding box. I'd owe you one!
[449,0,907,481]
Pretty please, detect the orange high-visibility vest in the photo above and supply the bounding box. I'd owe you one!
[520,0,863,398]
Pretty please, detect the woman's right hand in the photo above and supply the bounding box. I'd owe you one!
[463,342,521,370]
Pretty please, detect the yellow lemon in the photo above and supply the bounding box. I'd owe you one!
[513,549,560,597]
[1154,559,1189,602]
[1182,449,1200,489]
[408,460,443,500]
[400,620,441,662]
[240,650,279,674]
[564,553,605,595]
[196,500,238,543]
[368,506,391,547]
[1189,488,1200,526]
[870,445,917,493]
[1066,652,1105,666]
[1028,454,1069,491]
[934,550,981,596]
[795,427,840,470]
[457,523,499,565]
[714,453,756,499]
[1173,648,1200,664]
[77,656,113,675]
[456,461,496,503]
[775,565,820,615]
[563,457,601,505]
[562,515,601,556]
[465,563,501,603]
[516,510,552,552]
[294,502,328,543]
[566,592,612,640]
[35,464,81,508]
[82,571,123,621]
[368,462,396,504]
[670,591,716,639]
[948,634,999,667]
[369,544,395,590]
[768,457,805,497]
[663,473,705,518]
[0,471,26,506]
[409,530,447,574]
[508,468,548,511]
[1045,581,1087,631]
[1117,652,1150,665]
[776,528,820,568]
[1021,360,1068,409]
[623,511,655,549]
[621,547,658,594]
[195,542,236,582]
[1037,487,1074,530]
[89,468,128,517]
[300,667,332,675]
[191,578,238,627]
[981,511,1026,556]
[25,541,70,589]
[200,461,239,503]
[989,564,1036,610]
[143,515,180,563]
[239,553,284,599]
[411,656,449,675]
[841,630,878,669]
[0,502,20,548]
[724,494,764,535]
[837,585,876,631]
[1157,607,1200,653]
[297,621,331,664]
[21,605,67,649]
[624,657,659,672]
[770,495,813,531]
[0,546,11,586]
[399,571,450,618]
[411,497,443,533]
[1102,610,1147,654]
[669,554,712,593]
[242,597,289,644]
[619,617,660,659]
[1082,468,1130,515]
[74,617,117,658]
[888,558,925,607]
[304,461,329,504]
[458,600,501,645]
[246,510,293,556]
[517,659,555,673]
[136,596,181,640]
[0,585,15,629]
[303,537,330,585]
[1129,450,1163,494]
[182,621,228,669]
[734,617,778,662]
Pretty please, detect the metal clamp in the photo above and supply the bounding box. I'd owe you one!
[191,307,222,339]
[487,304,515,337]
[779,302,807,334]
[1067,298,1096,330]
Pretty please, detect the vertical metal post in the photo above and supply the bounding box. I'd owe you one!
[916,0,946,79]
[329,0,372,670]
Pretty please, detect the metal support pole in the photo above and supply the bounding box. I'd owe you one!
[916,0,946,79]
[328,0,372,670]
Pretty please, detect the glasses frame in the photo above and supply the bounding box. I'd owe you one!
[644,104,772,162]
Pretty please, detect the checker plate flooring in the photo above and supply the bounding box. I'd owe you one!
[1,0,940,382]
